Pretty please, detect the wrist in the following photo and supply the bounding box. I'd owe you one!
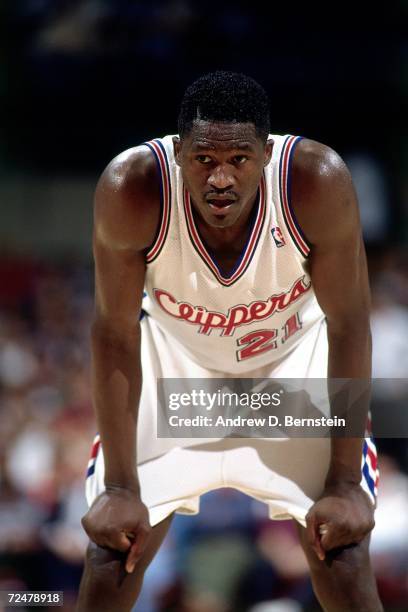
[104,479,141,495]
[323,475,362,495]
[327,438,364,488]
[324,466,361,489]
[104,464,139,488]
[323,479,361,492]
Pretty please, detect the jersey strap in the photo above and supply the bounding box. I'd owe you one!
[143,139,172,263]
[279,135,311,258]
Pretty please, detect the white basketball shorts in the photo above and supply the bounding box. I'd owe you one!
[85,315,378,527]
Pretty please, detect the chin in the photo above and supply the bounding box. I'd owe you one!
[206,215,236,228]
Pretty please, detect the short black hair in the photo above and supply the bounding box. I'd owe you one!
[178,71,270,142]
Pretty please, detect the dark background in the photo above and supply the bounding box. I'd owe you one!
[3,3,407,175]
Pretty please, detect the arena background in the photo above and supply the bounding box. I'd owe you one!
[1,2,408,611]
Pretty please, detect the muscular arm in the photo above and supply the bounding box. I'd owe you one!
[292,140,374,557]
[293,139,371,481]
[92,146,160,491]
[81,146,161,572]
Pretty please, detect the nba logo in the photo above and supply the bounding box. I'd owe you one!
[271,226,286,248]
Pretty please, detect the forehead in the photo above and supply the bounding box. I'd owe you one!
[183,120,262,152]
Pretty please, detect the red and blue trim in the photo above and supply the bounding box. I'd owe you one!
[86,433,101,478]
[183,174,266,287]
[279,135,311,259]
[362,437,379,503]
[143,139,171,263]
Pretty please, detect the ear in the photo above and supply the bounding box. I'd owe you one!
[173,136,182,166]
[264,138,274,166]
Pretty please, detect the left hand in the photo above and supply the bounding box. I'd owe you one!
[305,483,375,561]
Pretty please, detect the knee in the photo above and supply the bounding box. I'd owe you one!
[77,543,143,612]
[308,541,382,611]
[85,541,127,578]
[313,540,369,576]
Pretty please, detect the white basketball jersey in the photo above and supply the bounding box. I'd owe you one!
[141,134,325,374]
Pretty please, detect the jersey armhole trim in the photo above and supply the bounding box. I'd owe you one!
[279,135,311,258]
[143,139,171,263]
[362,437,379,502]
[86,433,101,478]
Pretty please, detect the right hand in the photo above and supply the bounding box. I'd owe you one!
[81,486,151,573]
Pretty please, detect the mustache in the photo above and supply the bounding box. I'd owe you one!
[205,191,238,201]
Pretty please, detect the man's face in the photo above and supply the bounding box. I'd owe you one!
[173,120,272,228]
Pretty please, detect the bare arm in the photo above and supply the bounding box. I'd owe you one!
[292,139,374,557]
[82,145,160,571]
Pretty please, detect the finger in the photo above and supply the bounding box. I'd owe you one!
[96,530,133,553]
[314,531,326,561]
[307,517,325,561]
[115,531,134,553]
[125,528,150,573]
[81,512,134,553]
[316,523,330,559]
[320,526,362,552]
[320,526,336,551]
[306,514,325,561]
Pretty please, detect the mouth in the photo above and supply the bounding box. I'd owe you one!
[206,198,236,214]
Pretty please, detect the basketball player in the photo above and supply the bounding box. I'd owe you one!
[76,72,383,611]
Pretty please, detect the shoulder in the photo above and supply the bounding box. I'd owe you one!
[292,138,353,201]
[291,138,359,246]
[94,144,161,251]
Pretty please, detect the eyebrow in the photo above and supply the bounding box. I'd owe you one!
[192,142,256,152]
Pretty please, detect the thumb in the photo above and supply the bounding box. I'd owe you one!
[114,531,134,553]
[125,528,150,573]
[306,514,326,561]
[318,523,330,557]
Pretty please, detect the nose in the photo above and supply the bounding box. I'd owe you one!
[207,164,234,190]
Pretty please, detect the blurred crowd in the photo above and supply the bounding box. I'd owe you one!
[0,247,408,612]
[0,255,94,610]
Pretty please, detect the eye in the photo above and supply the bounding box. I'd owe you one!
[196,155,212,164]
[233,156,248,164]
